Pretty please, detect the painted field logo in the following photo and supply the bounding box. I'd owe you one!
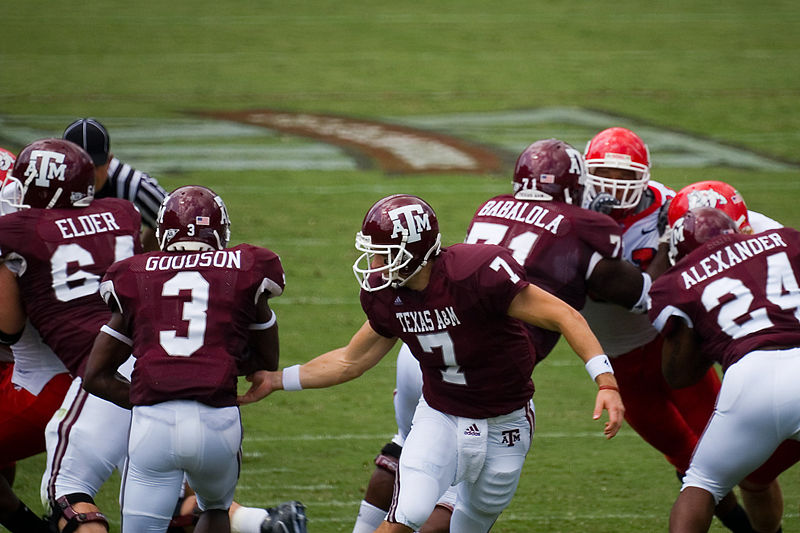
[196,109,504,174]
[2,109,795,175]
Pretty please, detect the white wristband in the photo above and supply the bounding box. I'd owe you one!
[585,354,613,381]
[282,364,302,391]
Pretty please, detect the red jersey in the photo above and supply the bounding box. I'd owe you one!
[101,244,285,407]
[649,228,800,370]
[361,243,535,418]
[467,194,622,361]
[0,198,142,376]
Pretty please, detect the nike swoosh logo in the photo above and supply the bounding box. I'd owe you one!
[641,227,658,235]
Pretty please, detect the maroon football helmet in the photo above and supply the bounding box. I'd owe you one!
[669,207,739,265]
[7,138,94,210]
[353,194,441,291]
[156,185,231,252]
[512,138,586,205]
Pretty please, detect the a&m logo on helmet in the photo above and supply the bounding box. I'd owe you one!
[388,204,431,244]
[22,150,68,187]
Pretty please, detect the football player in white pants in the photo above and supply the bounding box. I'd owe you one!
[650,207,800,533]
[242,194,623,533]
[353,344,457,533]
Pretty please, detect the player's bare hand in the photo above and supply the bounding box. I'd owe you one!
[237,370,278,405]
[593,389,625,439]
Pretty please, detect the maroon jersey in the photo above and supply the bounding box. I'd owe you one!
[101,243,285,407]
[649,228,800,370]
[0,198,142,377]
[467,194,622,360]
[361,243,535,418]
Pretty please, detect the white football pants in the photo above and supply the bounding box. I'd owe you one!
[121,400,242,532]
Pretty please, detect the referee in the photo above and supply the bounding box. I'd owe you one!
[63,118,167,251]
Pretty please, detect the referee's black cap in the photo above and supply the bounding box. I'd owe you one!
[63,118,110,167]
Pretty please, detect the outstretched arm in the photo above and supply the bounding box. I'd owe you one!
[238,320,397,405]
[508,284,625,439]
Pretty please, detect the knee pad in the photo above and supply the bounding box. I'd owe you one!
[53,493,109,533]
[374,441,402,474]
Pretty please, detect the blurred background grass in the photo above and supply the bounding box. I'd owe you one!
[2,1,799,531]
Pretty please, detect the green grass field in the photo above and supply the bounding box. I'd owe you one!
[2,1,800,531]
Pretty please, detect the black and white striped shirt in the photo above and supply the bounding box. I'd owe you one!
[99,157,167,229]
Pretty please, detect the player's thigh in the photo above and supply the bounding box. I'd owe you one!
[121,457,184,533]
[684,355,788,501]
[0,378,46,462]
[462,407,532,514]
[181,404,242,511]
[394,343,423,442]
[42,379,131,502]
[394,403,457,528]
[402,402,457,483]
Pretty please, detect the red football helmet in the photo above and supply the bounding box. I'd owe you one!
[512,138,586,205]
[353,194,441,291]
[583,127,651,210]
[669,207,739,265]
[0,147,19,215]
[668,180,752,234]
[7,139,94,210]
[156,185,231,252]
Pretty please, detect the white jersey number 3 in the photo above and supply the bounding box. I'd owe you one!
[159,271,209,356]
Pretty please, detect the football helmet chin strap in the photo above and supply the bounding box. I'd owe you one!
[390,232,441,289]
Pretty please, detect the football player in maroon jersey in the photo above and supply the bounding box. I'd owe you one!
[656,180,795,531]
[83,185,306,533]
[353,139,650,533]
[0,138,143,532]
[0,146,64,533]
[242,193,623,533]
[651,207,800,533]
